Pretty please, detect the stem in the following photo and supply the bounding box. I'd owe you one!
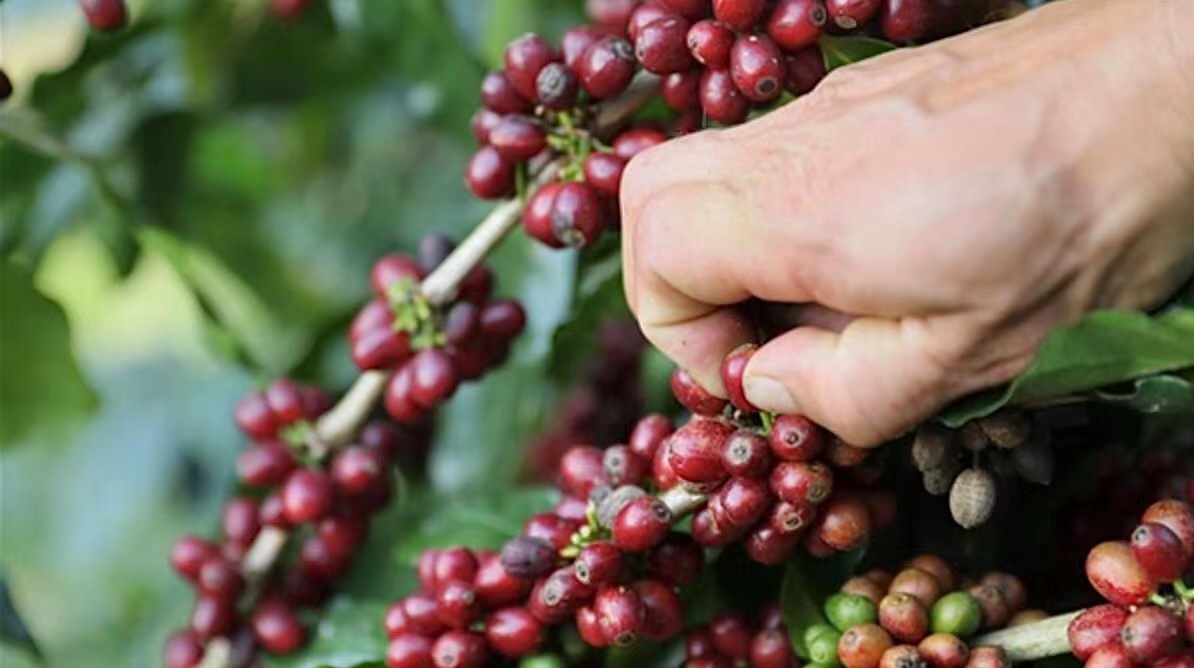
[307,370,391,456]
[241,526,288,582]
[973,610,1080,661]
[1174,579,1193,600]
[659,486,708,518]
[197,639,231,668]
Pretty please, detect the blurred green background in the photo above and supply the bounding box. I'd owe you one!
[0,1,636,665]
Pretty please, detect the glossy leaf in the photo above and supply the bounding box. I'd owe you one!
[394,486,557,564]
[264,597,387,668]
[819,35,897,71]
[0,578,40,660]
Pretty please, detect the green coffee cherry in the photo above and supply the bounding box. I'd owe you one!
[803,623,838,649]
[930,592,982,638]
[519,655,567,668]
[806,626,843,666]
[824,593,879,632]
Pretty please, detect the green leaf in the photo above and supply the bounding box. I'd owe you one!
[0,262,98,448]
[0,578,40,660]
[818,35,897,71]
[264,597,387,668]
[782,550,866,659]
[548,253,631,383]
[394,486,558,564]
[1092,373,1194,415]
[941,308,1194,426]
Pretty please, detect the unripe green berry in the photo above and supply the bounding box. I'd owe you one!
[930,592,982,638]
[826,593,880,632]
[807,625,844,666]
[519,655,567,668]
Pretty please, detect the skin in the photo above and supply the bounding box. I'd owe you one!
[621,0,1194,446]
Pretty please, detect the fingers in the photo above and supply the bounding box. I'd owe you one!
[742,317,960,446]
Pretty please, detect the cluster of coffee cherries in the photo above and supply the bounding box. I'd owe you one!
[349,235,527,425]
[807,556,1036,668]
[662,343,892,564]
[162,379,426,668]
[683,604,798,667]
[1069,499,1194,668]
[526,319,647,481]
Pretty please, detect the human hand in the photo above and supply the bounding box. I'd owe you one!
[621,0,1194,446]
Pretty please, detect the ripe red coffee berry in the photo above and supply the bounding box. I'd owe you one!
[1121,606,1182,663]
[667,416,736,486]
[880,593,930,643]
[769,500,816,535]
[524,182,565,248]
[474,554,533,607]
[489,115,547,163]
[817,494,873,552]
[906,555,955,592]
[79,0,127,31]
[613,496,674,551]
[671,368,729,416]
[660,70,701,111]
[1140,500,1194,556]
[752,628,797,668]
[551,182,605,248]
[386,633,433,668]
[331,446,386,497]
[746,524,800,564]
[465,145,516,199]
[700,68,750,125]
[630,414,674,462]
[660,0,711,19]
[505,33,557,101]
[843,576,886,604]
[713,0,768,31]
[785,45,827,96]
[163,629,204,668]
[383,601,410,638]
[583,152,627,197]
[432,547,480,591]
[722,429,774,478]
[401,591,446,636]
[536,61,579,109]
[687,19,734,69]
[771,460,834,506]
[579,36,637,99]
[635,579,685,640]
[768,0,828,50]
[191,595,237,641]
[1068,604,1130,661]
[652,441,681,490]
[826,0,882,29]
[648,532,704,585]
[730,34,785,103]
[436,579,480,629]
[171,535,220,582]
[431,631,488,668]
[253,601,306,654]
[968,585,1010,629]
[282,469,334,524]
[710,612,755,660]
[480,71,532,115]
[1084,645,1133,668]
[197,556,245,601]
[1085,541,1155,606]
[299,534,350,579]
[840,624,895,668]
[525,512,580,549]
[880,645,928,668]
[636,17,695,74]
[470,108,501,145]
[410,348,461,408]
[720,344,758,411]
[237,442,297,487]
[595,585,646,646]
[966,646,1009,668]
[709,476,773,529]
[770,414,827,461]
[559,445,608,497]
[575,541,625,586]
[918,633,969,668]
[562,25,604,70]
[530,566,595,623]
[604,445,647,487]
[881,0,934,43]
[485,606,544,658]
[627,3,673,41]
[416,549,440,590]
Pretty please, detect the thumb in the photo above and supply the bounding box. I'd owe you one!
[742,318,955,447]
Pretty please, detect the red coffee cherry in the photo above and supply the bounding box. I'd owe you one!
[401,591,446,636]
[579,36,637,99]
[1068,604,1130,661]
[660,0,711,19]
[636,16,695,74]
[881,0,934,43]
[575,541,626,586]
[648,532,704,586]
[410,348,461,408]
[536,61,579,109]
[431,631,488,668]
[785,45,827,96]
[474,553,533,608]
[432,547,479,592]
[918,633,969,668]
[840,624,895,668]
[1085,541,1155,607]
[817,494,873,551]
[465,145,516,199]
[713,0,768,31]
[435,579,481,629]
[700,68,750,125]
[1120,606,1182,663]
[331,446,387,497]
[171,536,220,582]
[299,534,351,580]
[745,524,800,565]
[481,71,532,115]
[889,568,942,608]
[826,0,882,29]
[723,429,775,478]
[627,3,673,41]
[613,496,674,551]
[79,0,127,31]
[668,416,736,487]
[282,469,335,525]
[524,182,565,248]
[752,628,798,668]
[660,70,701,111]
[671,368,729,416]
[907,555,955,592]
[485,606,544,658]
[843,576,886,604]
[687,19,735,68]
[197,556,245,601]
[629,413,675,461]
[252,601,306,655]
[635,578,685,640]
[470,108,501,145]
[768,0,827,51]
[612,127,669,161]
[710,611,754,660]
[594,584,646,647]
[583,152,627,197]
[652,440,682,490]
[769,500,816,535]
[968,585,1010,630]
[730,34,785,103]
[562,25,604,69]
[237,442,298,487]
[383,601,411,638]
[770,414,828,462]
[966,646,1009,668]
[479,299,525,339]
[720,344,759,412]
[489,115,547,163]
[771,461,834,506]
[978,572,1027,614]
[529,566,595,623]
[879,593,930,643]
[1140,500,1194,556]
[551,182,606,248]
[1084,645,1133,668]
[604,445,648,487]
[386,633,433,668]
[709,476,773,530]
[504,33,558,101]
[191,595,238,641]
[880,645,927,668]
[163,629,204,668]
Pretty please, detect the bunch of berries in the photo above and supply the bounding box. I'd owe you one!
[348,234,527,424]
[683,603,798,667]
[1069,499,1194,668]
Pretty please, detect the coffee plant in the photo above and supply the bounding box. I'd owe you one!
[1,1,1191,668]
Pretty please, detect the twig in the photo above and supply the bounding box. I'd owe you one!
[974,610,1080,661]
[307,370,391,456]
[659,485,708,518]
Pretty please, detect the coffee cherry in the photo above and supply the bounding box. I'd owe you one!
[888,569,941,609]
[629,413,675,462]
[431,630,488,668]
[770,414,827,462]
[587,0,639,32]
[880,593,930,643]
[636,17,694,74]
[1153,655,1194,668]
[163,629,204,668]
[1140,500,1194,556]
[1068,604,1129,661]
[402,591,446,636]
[613,496,673,551]
[235,392,279,441]
[918,633,969,668]
[660,70,701,110]
[252,601,306,654]
[722,429,773,478]
[575,604,609,647]
[977,573,1026,613]
[711,476,773,530]
[433,579,479,630]
[583,152,627,197]
[966,646,1008,668]
[752,628,797,668]
[575,541,626,586]
[529,566,594,623]
[771,461,834,506]
[489,115,547,163]
[410,348,461,408]
[648,532,704,586]
[172,536,221,582]
[652,441,682,490]
[713,0,767,31]
[806,624,843,664]
[700,68,750,125]
[843,576,886,604]
[594,584,646,646]
[470,108,501,145]
[1084,645,1133,668]
[433,547,480,591]
[535,62,579,110]
[559,445,608,497]
[906,555,955,592]
[881,0,934,43]
[839,623,895,668]
[562,26,604,70]
[505,33,557,101]
[716,344,756,411]
[826,592,880,631]
[710,612,754,659]
[826,0,882,29]
[197,556,245,601]
[299,534,351,579]
[524,182,565,248]
[668,416,736,486]
[730,34,785,103]
[331,446,387,497]
[1121,606,1182,663]
[465,146,516,199]
[478,300,525,340]
[579,36,637,100]
[929,592,981,638]
[551,182,605,248]
[282,469,334,524]
[1085,541,1154,606]
[386,633,433,668]
[817,494,872,551]
[554,495,589,523]
[785,46,827,96]
[80,0,127,31]
[238,442,298,487]
[416,549,440,590]
[613,128,669,161]
[671,368,729,416]
[635,579,685,640]
[769,500,817,535]
[866,569,895,590]
[485,606,544,658]
[687,19,735,68]
[603,445,648,487]
[627,3,673,41]
[768,0,827,51]
[596,485,648,528]
[660,0,711,19]
[474,553,533,607]
[967,585,1009,630]
[1185,606,1193,643]
[191,595,238,641]
[383,602,411,638]
[746,523,801,564]
[882,645,928,668]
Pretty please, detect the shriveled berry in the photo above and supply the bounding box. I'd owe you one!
[967,585,1009,630]
[839,624,894,668]
[505,33,557,101]
[636,16,694,74]
[713,0,767,31]
[579,36,637,99]
[386,633,433,668]
[613,496,673,551]
[949,468,997,529]
[817,494,872,551]
[746,523,800,564]
[1140,500,1194,556]
[583,152,627,196]
[253,601,306,654]
[635,579,685,640]
[880,593,930,643]
[671,368,729,416]
[575,541,625,586]
[648,532,704,586]
[710,612,754,660]
[977,572,1027,613]
[918,633,969,668]
[594,584,646,647]
[730,34,785,103]
[163,629,204,668]
[929,592,981,638]
[551,182,605,248]
[785,46,827,96]
[489,115,547,163]
[700,68,750,125]
[826,592,880,631]
[826,0,882,29]
[282,469,334,525]
[1068,604,1129,661]
[465,145,516,199]
[768,0,827,50]
[722,429,774,478]
[430,630,487,668]
[1120,606,1182,663]
[474,553,533,607]
[524,182,565,248]
[1085,541,1154,606]
[881,0,934,43]
[485,606,544,658]
[667,416,736,486]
